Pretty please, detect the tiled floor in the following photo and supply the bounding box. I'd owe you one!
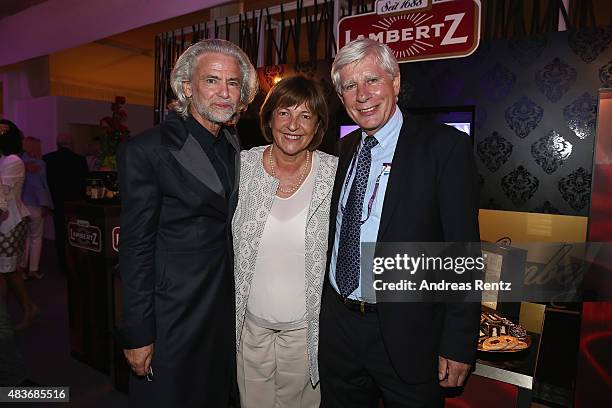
[6,240,129,407]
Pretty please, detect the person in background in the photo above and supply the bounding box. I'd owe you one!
[43,133,88,275]
[232,75,338,407]
[0,127,31,380]
[0,120,38,331]
[84,136,101,172]
[20,136,53,280]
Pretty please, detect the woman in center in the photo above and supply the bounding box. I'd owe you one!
[233,75,338,407]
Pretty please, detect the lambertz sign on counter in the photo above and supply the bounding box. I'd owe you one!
[68,220,102,253]
[338,0,481,63]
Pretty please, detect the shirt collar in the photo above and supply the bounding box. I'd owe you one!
[185,115,220,148]
[361,105,403,149]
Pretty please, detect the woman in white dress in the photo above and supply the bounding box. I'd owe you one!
[232,76,338,407]
[0,120,38,330]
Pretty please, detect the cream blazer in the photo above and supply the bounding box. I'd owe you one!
[0,154,30,234]
[232,145,338,386]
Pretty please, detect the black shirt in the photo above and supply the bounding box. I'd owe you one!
[184,116,235,197]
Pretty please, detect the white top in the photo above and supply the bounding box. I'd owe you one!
[0,155,30,234]
[247,152,320,328]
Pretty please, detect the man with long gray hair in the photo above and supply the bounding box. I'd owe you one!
[117,38,258,406]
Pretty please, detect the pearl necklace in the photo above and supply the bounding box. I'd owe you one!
[268,144,311,194]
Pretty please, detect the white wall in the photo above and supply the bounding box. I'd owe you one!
[13,95,152,155]
[14,96,58,154]
[57,96,153,141]
[10,95,153,239]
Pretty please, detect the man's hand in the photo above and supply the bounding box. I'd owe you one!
[438,356,471,387]
[124,344,154,376]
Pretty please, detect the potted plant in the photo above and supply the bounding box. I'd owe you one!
[99,96,130,171]
[89,96,130,202]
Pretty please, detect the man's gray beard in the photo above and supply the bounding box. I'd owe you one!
[192,99,235,124]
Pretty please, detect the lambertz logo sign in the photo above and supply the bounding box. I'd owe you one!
[68,220,102,253]
[338,0,481,63]
[112,226,120,253]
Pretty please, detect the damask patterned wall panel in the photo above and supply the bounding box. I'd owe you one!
[399,28,612,216]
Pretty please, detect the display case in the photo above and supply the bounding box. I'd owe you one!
[64,201,120,376]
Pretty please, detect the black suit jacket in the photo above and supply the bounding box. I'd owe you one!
[326,113,481,384]
[116,114,240,407]
[43,147,88,211]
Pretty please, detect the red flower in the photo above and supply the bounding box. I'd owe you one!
[100,117,112,128]
[98,96,130,171]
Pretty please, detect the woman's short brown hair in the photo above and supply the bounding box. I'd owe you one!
[259,75,328,151]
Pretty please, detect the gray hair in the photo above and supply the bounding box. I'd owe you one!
[170,39,259,117]
[331,38,400,94]
[57,133,73,149]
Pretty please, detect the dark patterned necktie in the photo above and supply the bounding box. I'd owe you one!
[336,136,378,298]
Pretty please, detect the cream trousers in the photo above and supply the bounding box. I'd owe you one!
[20,206,44,272]
[237,315,320,408]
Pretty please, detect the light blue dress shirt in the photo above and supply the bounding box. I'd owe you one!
[20,153,54,209]
[330,106,403,302]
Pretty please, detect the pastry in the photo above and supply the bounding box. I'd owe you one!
[479,330,487,342]
[499,335,519,350]
[512,341,529,350]
[482,336,507,351]
[509,325,528,340]
[478,311,529,351]
[484,313,501,323]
